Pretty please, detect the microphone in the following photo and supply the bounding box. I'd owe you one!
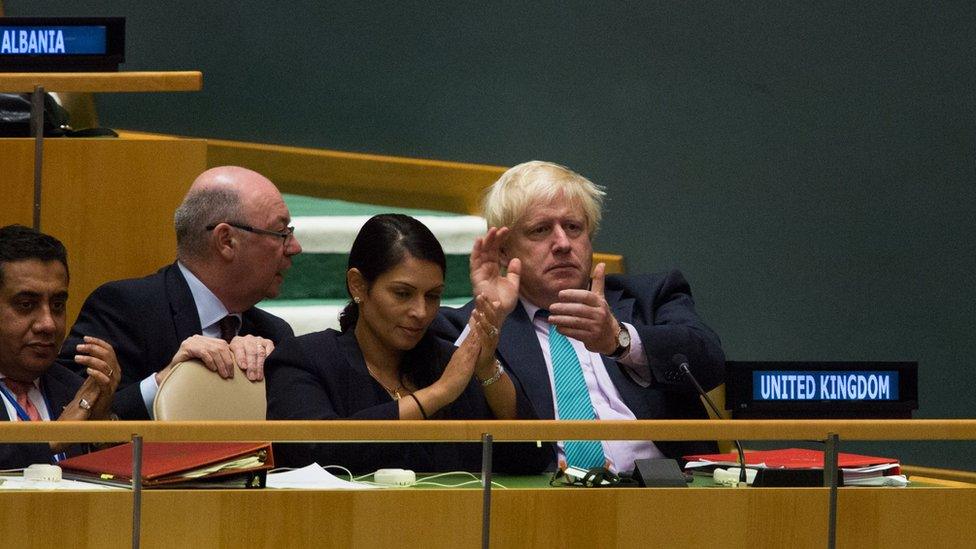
[673,354,749,487]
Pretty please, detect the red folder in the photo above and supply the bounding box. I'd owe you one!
[683,448,899,472]
[60,442,274,487]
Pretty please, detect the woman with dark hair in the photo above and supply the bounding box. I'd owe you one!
[266,214,540,473]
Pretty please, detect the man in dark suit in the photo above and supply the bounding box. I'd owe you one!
[0,225,120,469]
[57,166,302,419]
[433,161,725,473]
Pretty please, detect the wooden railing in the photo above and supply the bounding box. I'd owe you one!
[2,419,975,444]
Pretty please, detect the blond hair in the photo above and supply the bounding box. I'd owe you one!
[482,161,606,235]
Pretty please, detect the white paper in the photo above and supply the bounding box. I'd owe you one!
[0,475,124,491]
[841,463,900,474]
[842,474,910,487]
[684,460,769,469]
[266,463,379,490]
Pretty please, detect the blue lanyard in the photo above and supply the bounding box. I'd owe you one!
[0,380,47,422]
[0,380,65,463]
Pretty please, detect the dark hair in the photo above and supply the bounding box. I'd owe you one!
[338,214,446,332]
[0,224,69,286]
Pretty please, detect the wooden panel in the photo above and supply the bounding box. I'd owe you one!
[836,488,976,547]
[0,71,202,92]
[201,135,503,215]
[3,486,974,548]
[902,465,976,484]
[0,492,130,548]
[0,138,207,324]
[0,140,35,224]
[594,252,624,274]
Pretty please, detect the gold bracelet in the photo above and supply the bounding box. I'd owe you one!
[477,360,505,386]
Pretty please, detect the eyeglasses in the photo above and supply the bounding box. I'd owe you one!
[206,222,295,243]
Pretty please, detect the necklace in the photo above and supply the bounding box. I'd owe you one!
[365,364,405,401]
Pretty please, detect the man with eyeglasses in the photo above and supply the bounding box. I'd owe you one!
[57,166,303,420]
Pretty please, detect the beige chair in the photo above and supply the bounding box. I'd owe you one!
[153,360,266,420]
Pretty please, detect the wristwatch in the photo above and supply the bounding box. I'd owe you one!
[609,322,631,359]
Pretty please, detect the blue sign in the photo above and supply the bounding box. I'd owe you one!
[753,371,899,401]
[0,26,107,55]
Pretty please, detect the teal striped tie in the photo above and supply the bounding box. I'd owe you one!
[548,322,606,469]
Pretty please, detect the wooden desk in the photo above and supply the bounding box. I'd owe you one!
[2,420,975,548]
[3,474,973,548]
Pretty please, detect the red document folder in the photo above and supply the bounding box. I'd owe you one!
[59,442,274,487]
[683,448,900,473]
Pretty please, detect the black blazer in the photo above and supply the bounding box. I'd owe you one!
[431,270,727,463]
[57,263,294,419]
[265,328,549,474]
[0,365,85,470]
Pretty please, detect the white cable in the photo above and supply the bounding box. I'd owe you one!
[414,480,508,489]
[321,465,354,482]
[352,469,509,489]
[268,467,297,474]
[413,471,509,489]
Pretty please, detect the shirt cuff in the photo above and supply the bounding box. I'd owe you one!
[139,374,160,419]
[615,323,651,387]
[454,324,471,346]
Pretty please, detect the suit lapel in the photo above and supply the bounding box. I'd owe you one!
[336,330,384,412]
[607,287,634,326]
[39,370,74,415]
[239,309,258,337]
[498,304,555,420]
[165,264,204,341]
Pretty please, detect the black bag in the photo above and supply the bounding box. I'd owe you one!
[0,92,117,137]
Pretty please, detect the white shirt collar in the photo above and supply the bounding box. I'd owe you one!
[177,262,238,335]
[520,297,543,323]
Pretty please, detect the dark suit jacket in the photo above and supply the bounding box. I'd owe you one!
[0,365,85,470]
[265,328,549,474]
[57,263,295,419]
[431,270,726,465]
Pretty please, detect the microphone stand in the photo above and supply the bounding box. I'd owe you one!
[677,358,749,487]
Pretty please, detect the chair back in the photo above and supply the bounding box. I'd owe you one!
[153,360,266,420]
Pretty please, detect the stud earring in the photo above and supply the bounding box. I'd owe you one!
[353,296,362,304]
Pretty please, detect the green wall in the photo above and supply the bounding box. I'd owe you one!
[9,1,975,470]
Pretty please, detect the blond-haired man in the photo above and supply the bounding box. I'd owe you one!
[435,161,725,473]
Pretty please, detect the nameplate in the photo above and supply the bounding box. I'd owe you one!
[726,361,917,419]
[1,26,106,55]
[753,371,899,401]
[0,17,124,72]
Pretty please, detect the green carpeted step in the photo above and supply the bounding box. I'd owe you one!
[261,195,482,334]
[280,254,472,300]
[284,194,460,217]
[259,297,469,336]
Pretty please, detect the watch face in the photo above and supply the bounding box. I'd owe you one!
[617,324,631,347]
